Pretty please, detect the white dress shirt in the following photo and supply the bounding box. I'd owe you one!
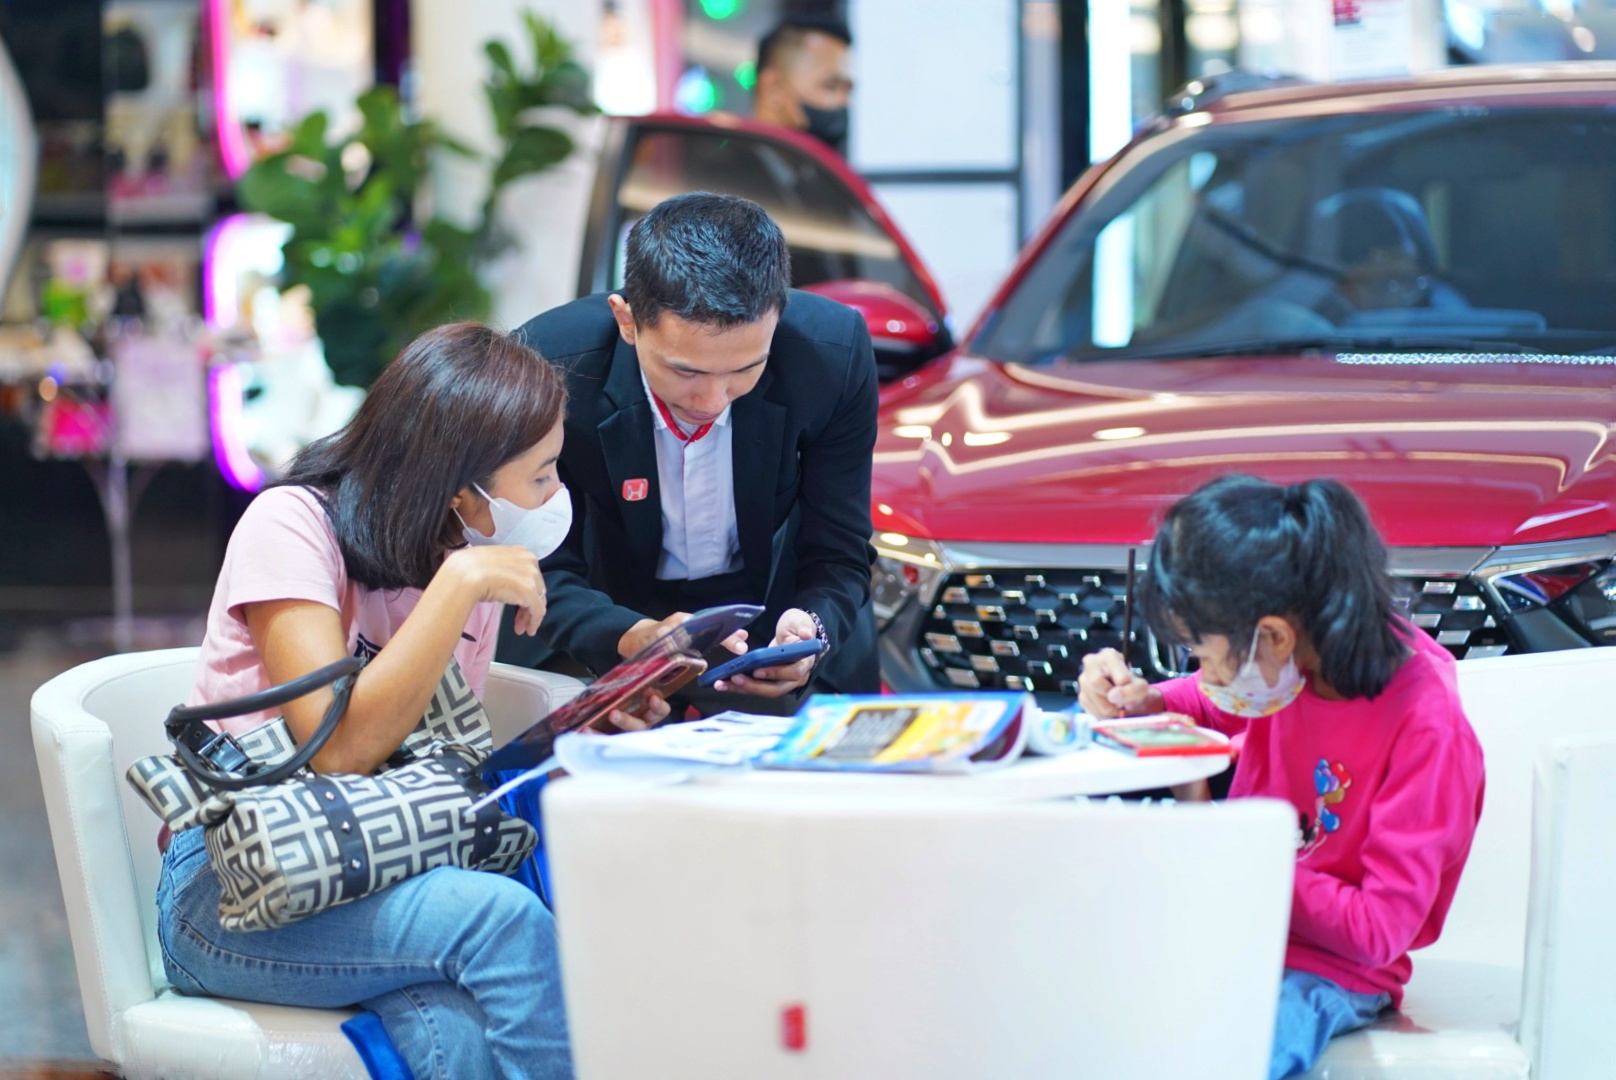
[642,373,743,581]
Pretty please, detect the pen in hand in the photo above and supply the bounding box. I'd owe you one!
[1119,547,1136,717]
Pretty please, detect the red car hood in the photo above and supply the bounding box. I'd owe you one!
[872,354,1616,548]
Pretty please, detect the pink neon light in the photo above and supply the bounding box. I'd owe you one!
[209,363,264,491]
[203,212,252,328]
[650,0,682,112]
[209,0,253,179]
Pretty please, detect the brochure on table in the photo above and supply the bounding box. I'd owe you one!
[758,693,1032,773]
[1090,716,1230,757]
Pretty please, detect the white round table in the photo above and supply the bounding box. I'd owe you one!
[554,745,1229,803]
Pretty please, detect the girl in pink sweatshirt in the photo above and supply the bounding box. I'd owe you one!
[1078,475,1485,1080]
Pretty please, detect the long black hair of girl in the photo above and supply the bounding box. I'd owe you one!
[275,322,567,592]
[1137,475,1413,699]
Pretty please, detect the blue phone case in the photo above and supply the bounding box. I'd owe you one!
[698,638,825,687]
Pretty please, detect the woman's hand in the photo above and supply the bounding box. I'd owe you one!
[444,545,546,635]
[1078,648,1164,719]
[617,611,691,658]
[602,690,673,732]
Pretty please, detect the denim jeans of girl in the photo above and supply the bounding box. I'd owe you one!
[1270,967,1391,1079]
[157,826,572,1080]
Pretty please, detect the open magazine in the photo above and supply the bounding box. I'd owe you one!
[757,692,1033,773]
[479,603,763,778]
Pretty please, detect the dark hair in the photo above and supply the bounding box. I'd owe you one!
[275,322,566,591]
[622,192,791,329]
[1137,475,1412,699]
[757,16,853,75]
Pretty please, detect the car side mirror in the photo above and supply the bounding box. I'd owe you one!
[801,280,952,381]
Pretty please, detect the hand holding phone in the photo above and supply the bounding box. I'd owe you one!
[697,638,826,688]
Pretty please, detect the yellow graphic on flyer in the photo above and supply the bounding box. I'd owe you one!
[813,700,1005,764]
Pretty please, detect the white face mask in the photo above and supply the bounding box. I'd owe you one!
[457,483,573,561]
[1198,626,1306,717]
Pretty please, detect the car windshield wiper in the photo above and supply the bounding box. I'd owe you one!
[1061,335,1546,363]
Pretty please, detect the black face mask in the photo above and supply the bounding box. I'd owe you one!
[801,103,849,154]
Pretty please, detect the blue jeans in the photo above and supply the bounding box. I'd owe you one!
[1270,968,1391,1079]
[156,826,572,1080]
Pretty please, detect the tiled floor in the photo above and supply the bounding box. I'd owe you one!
[0,615,204,1069]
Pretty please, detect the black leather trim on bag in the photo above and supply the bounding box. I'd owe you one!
[166,657,363,790]
[452,754,508,865]
[305,775,370,901]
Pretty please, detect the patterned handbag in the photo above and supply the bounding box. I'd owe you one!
[127,657,538,932]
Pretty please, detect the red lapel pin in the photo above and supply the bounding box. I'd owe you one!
[622,478,649,502]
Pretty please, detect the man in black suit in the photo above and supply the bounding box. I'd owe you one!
[497,192,878,705]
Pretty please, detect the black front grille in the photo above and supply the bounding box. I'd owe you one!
[1397,576,1514,660]
[913,568,1516,693]
[914,569,1163,694]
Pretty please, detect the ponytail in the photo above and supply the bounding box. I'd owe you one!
[1285,480,1411,697]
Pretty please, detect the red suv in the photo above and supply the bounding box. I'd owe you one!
[867,64,1616,697]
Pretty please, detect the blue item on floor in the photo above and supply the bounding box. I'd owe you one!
[341,1010,416,1080]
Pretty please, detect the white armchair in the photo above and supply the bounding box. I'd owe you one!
[30,647,582,1080]
[545,780,1298,1080]
[1307,647,1616,1080]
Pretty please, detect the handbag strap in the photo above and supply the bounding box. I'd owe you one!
[166,657,363,790]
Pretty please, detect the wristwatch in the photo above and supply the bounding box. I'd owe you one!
[803,609,830,666]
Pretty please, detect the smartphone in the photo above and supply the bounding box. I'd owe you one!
[697,638,826,687]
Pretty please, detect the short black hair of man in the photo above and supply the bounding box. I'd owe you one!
[757,16,853,76]
[621,192,791,329]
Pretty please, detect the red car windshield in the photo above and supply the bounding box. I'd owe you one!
[975,106,1616,366]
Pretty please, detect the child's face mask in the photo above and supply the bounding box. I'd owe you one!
[1198,626,1305,717]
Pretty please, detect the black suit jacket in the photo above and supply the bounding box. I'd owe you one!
[506,290,879,693]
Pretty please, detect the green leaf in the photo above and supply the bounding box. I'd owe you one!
[492,125,575,188]
[289,111,331,154]
[485,39,518,82]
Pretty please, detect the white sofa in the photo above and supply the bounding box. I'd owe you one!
[30,647,582,1080]
[1306,647,1616,1079]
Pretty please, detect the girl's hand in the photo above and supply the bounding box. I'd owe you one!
[1078,648,1163,719]
[444,546,546,635]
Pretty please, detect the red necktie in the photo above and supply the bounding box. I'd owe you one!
[652,396,714,445]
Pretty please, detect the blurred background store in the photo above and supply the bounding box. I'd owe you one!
[0,0,1603,1071]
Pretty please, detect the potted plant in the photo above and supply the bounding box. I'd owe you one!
[236,13,594,388]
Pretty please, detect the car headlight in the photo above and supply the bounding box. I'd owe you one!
[1489,560,1616,646]
[871,533,947,630]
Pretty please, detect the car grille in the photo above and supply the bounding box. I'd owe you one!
[1397,575,1512,660]
[913,568,1514,693]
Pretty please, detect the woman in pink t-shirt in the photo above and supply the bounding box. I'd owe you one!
[1079,476,1484,1080]
[157,323,620,1080]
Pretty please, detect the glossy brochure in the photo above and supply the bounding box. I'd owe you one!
[758,692,1031,773]
[551,713,795,779]
[479,603,764,778]
[1090,715,1230,757]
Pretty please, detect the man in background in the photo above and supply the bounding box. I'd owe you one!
[751,16,854,155]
